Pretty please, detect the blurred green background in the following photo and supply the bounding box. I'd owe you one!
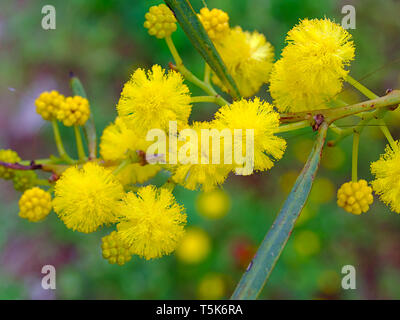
[0,0,399,299]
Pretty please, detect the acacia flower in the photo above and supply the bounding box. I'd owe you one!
[213,27,274,97]
[0,149,21,180]
[35,90,65,121]
[171,121,233,192]
[144,4,177,39]
[371,141,400,213]
[57,96,90,126]
[101,231,132,266]
[270,18,355,112]
[198,7,229,41]
[53,162,124,233]
[337,180,373,215]
[117,65,192,134]
[117,185,187,260]
[214,98,286,175]
[19,187,52,222]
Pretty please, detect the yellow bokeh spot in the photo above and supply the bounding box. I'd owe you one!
[175,227,211,264]
[197,273,226,300]
[293,230,321,257]
[309,177,335,204]
[195,189,231,219]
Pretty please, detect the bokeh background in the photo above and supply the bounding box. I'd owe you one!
[0,0,400,299]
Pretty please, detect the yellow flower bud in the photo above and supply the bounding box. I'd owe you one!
[337,180,373,215]
[19,187,52,222]
[101,231,132,266]
[144,4,177,39]
[198,8,229,41]
[57,96,90,127]
[35,90,65,121]
[0,149,21,180]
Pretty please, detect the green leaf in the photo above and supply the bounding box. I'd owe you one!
[70,75,97,159]
[164,0,241,99]
[231,122,329,300]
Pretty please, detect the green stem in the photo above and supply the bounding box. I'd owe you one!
[190,96,221,104]
[35,179,52,187]
[51,120,73,164]
[165,36,229,107]
[276,120,310,133]
[352,132,359,182]
[74,126,86,162]
[346,75,379,100]
[112,158,131,176]
[231,122,329,300]
[204,63,211,85]
[379,119,396,148]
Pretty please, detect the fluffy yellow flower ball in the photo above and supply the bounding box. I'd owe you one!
[171,121,233,192]
[101,231,132,266]
[117,185,187,260]
[144,4,177,39]
[19,187,52,222]
[337,180,373,215]
[57,96,90,127]
[198,7,229,41]
[175,227,211,264]
[214,98,287,175]
[270,18,355,112]
[53,162,124,233]
[0,149,21,180]
[371,141,400,213]
[197,273,226,300]
[195,189,231,219]
[213,26,274,97]
[35,90,65,121]
[117,65,192,135]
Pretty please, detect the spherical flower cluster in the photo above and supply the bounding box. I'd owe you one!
[144,4,177,39]
[57,96,90,127]
[171,121,233,191]
[213,26,274,97]
[195,189,231,219]
[101,231,132,266]
[35,90,65,121]
[371,141,400,213]
[13,170,38,192]
[0,149,21,180]
[270,18,355,112]
[337,180,373,215]
[19,187,52,222]
[175,227,211,264]
[53,162,124,233]
[214,98,286,175]
[198,7,229,41]
[117,185,187,260]
[117,65,192,135]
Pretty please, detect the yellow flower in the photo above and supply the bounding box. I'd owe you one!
[195,189,231,219]
[100,117,161,185]
[101,231,132,266]
[197,273,226,300]
[214,98,286,175]
[371,141,400,213]
[144,4,177,39]
[171,122,232,192]
[0,149,21,180]
[270,18,355,112]
[117,65,192,134]
[198,7,229,41]
[213,27,274,97]
[175,227,211,264]
[53,162,124,233]
[117,185,187,260]
[337,180,373,215]
[35,90,65,121]
[19,187,52,222]
[57,96,90,126]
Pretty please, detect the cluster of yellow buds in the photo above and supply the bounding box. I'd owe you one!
[35,90,66,121]
[337,180,374,215]
[198,7,229,41]
[35,91,90,126]
[0,149,21,179]
[18,187,52,222]
[57,96,90,127]
[13,171,38,192]
[144,4,177,39]
[101,231,133,266]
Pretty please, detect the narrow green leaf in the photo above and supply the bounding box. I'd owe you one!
[70,75,97,159]
[231,122,329,300]
[164,0,241,99]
